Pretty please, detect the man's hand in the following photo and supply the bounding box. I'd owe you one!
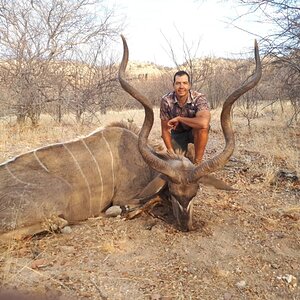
[167,116,180,130]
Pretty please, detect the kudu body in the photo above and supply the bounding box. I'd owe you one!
[0,127,158,239]
[0,36,261,239]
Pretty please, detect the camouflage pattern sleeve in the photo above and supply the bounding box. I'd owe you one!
[194,93,210,112]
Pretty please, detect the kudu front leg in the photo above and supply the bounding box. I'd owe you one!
[125,196,162,220]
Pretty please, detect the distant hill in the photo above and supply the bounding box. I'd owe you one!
[127,61,172,79]
[126,57,249,80]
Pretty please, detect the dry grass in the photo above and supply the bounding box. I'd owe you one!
[216,103,298,185]
[0,109,155,163]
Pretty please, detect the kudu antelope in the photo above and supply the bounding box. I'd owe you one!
[0,36,261,239]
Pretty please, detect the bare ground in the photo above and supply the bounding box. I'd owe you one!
[0,109,299,300]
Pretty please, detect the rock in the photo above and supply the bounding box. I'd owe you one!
[61,226,72,234]
[223,292,232,300]
[229,157,239,163]
[105,206,122,217]
[144,222,156,230]
[276,274,298,287]
[278,170,298,181]
[283,274,293,284]
[235,280,246,289]
[282,274,298,287]
[243,155,252,164]
[60,246,76,254]
[271,169,299,185]
[30,258,50,269]
[271,263,280,269]
[150,294,162,300]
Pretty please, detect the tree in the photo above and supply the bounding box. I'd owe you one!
[0,0,123,125]
[230,0,300,125]
[162,28,213,92]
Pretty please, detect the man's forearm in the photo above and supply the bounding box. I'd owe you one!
[162,131,174,152]
[167,111,211,130]
[177,116,209,129]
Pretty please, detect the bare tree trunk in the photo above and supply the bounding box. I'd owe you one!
[0,0,123,125]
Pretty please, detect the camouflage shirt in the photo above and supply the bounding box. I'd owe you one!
[160,90,210,133]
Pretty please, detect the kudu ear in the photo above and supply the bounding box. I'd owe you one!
[135,174,167,201]
[199,175,237,191]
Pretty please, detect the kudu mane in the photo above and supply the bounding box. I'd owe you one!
[106,121,141,136]
[107,121,187,162]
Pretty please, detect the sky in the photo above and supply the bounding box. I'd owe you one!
[109,0,272,66]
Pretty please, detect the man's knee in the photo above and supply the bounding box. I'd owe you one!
[193,126,210,137]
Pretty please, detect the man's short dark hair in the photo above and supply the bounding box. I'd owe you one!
[173,70,191,84]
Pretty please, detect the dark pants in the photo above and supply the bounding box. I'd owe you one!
[171,130,194,152]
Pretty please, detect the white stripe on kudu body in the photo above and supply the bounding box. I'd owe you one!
[34,150,50,172]
[80,138,104,211]
[5,164,31,186]
[63,143,92,215]
[102,132,115,201]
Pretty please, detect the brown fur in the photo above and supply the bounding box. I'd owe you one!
[0,126,155,239]
[107,121,167,154]
[106,121,141,136]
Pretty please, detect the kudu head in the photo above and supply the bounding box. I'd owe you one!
[118,35,262,231]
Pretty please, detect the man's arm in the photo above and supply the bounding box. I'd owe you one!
[161,120,175,153]
[168,110,211,130]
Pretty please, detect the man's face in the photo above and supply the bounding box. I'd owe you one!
[174,75,191,99]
